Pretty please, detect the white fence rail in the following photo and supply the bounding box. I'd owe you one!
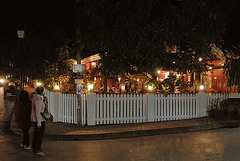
[45,91,240,126]
[150,94,199,122]
[45,91,81,124]
[87,94,146,125]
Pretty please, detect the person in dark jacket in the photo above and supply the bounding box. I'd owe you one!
[14,90,32,150]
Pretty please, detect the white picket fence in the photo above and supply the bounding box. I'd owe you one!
[45,91,86,124]
[87,94,146,125]
[45,91,240,126]
[149,94,200,122]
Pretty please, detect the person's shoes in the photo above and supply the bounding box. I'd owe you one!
[35,152,46,157]
[20,143,24,148]
[24,145,31,150]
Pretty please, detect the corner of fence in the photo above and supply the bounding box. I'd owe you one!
[146,93,154,122]
[198,92,208,117]
[86,93,96,126]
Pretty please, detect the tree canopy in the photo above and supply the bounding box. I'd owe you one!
[2,0,240,88]
[76,0,236,76]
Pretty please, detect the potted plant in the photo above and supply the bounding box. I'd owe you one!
[207,98,226,118]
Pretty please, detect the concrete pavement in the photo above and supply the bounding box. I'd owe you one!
[10,115,240,141]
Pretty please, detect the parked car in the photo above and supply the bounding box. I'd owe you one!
[4,82,17,98]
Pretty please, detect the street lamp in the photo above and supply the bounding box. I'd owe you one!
[17,30,25,39]
[17,30,25,90]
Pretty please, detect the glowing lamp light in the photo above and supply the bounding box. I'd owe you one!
[121,85,125,91]
[148,86,153,90]
[0,79,4,83]
[165,72,170,78]
[157,70,161,74]
[200,85,204,90]
[199,58,203,62]
[74,61,77,64]
[54,85,60,90]
[36,82,43,86]
[137,78,139,82]
[91,62,96,66]
[88,84,93,91]
[94,77,97,81]
[118,77,121,81]
[209,67,212,70]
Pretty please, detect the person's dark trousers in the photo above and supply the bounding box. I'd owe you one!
[21,128,30,146]
[32,122,45,153]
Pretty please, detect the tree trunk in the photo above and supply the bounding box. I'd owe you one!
[103,78,107,93]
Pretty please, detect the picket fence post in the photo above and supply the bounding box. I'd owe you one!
[87,93,96,126]
[147,93,154,122]
[198,92,208,117]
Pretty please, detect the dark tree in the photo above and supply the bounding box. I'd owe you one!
[76,0,235,76]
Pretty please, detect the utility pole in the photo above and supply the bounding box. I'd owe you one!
[17,30,25,90]
[74,0,85,125]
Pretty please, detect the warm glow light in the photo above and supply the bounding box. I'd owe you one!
[156,77,159,81]
[74,61,77,64]
[148,86,153,90]
[173,61,176,64]
[214,77,217,79]
[157,70,161,74]
[209,67,212,69]
[121,85,125,91]
[200,85,204,90]
[0,79,4,83]
[118,77,121,81]
[137,78,139,82]
[88,84,93,91]
[91,62,96,66]
[94,77,97,81]
[165,72,170,78]
[54,85,60,90]
[199,58,203,62]
[36,82,42,86]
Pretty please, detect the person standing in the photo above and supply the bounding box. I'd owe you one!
[31,87,46,157]
[14,90,32,150]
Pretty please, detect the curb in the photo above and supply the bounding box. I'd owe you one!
[16,121,238,141]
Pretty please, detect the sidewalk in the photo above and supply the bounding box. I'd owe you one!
[11,114,240,141]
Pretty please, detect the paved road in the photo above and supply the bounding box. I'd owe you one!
[0,126,240,161]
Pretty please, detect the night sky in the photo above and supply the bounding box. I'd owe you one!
[1,0,240,55]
